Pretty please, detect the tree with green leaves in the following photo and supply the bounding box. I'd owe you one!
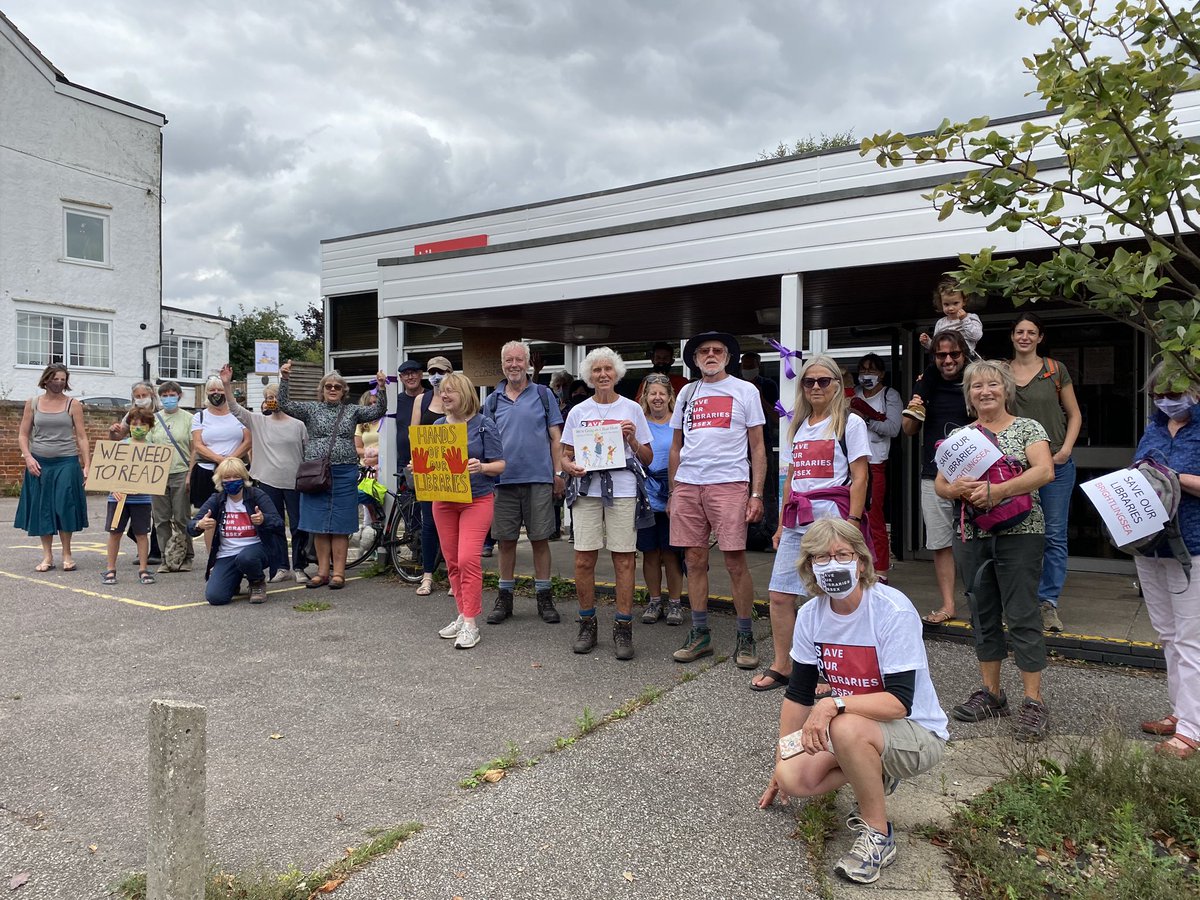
[295,300,324,359]
[226,303,309,380]
[758,131,856,161]
[861,0,1200,388]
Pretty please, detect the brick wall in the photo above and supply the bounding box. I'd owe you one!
[0,399,138,491]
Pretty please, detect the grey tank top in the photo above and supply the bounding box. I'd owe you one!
[30,398,79,458]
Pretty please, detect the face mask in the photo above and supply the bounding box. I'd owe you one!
[133,397,152,408]
[1155,396,1193,420]
[742,367,760,381]
[812,559,859,600]
[130,426,150,440]
[428,373,445,387]
[262,399,278,412]
[651,363,671,374]
[45,381,66,394]
[223,479,244,495]
[208,394,226,406]
[161,396,179,411]
[859,374,880,390]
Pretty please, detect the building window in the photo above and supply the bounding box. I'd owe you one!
[17,312,110,369]
[63,208,109,265]
[159,336,205,381]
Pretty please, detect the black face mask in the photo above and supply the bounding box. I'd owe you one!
[208,394,226,406]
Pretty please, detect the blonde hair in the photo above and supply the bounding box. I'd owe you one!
[203,376,225,407]
[639,374,676,416]
[788,355,849,444]
[961,360,1017,417]
[440,372,480,419]
[213,457,250,488]
[797,518,879,595]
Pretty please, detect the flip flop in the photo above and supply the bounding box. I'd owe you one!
[62,562,77,572]
[35,562,55,573]
[750,668,789,692]
[329,575,346,590]
[923,610,955,625]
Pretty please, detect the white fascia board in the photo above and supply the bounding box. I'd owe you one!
[55,83,165,126]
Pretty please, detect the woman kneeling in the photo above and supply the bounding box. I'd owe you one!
[759,518,949,885]
[189,459,285,605]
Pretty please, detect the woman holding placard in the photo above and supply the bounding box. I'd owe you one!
[429,372,504,650]
[1009,313,1083,634]
[1132,364,1200,759]
[411,357,451,597]
[279,361,387,590]
[935,360,1054,742]
[751,355,870,693]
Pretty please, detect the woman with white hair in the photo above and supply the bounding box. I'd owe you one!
[190,375,251,529]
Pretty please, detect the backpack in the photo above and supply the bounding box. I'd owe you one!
[484,383,555,436]
[1112,456,1191,583]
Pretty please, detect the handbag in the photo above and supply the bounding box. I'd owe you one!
[296,405,348,494]
[959,426,1033,535]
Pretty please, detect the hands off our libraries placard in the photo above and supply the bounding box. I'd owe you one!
[408,423,472,503]
[1081,469,1169,548]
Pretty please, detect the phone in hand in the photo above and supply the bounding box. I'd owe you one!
[778,729,805,760]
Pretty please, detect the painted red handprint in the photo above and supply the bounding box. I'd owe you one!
[443,447,468,475]
[411,447,434,474]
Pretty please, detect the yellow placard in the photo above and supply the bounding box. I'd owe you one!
[408,423,473,503]
[87,441,174,495]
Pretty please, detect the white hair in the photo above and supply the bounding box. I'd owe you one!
[500,341,530,364]
[581,347,627,387]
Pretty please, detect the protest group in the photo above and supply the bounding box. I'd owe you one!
[14,274,1200,884]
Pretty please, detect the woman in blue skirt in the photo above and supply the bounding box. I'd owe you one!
[16,364,90,572]
[278,360,387,589]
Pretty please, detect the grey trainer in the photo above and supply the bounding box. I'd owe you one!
[641,598,663,624]
[1014,697,1049,742]
[951,688,1011,722]
[665,601,684,626]
[835,818,896,884]
[1040,601,1064,633]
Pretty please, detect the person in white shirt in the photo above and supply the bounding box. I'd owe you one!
[668,331,767,669]
[758,517,949,886]
[851,353,903,577]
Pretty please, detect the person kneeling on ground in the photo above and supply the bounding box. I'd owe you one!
[758,517,949,885]
[189,458,285,606]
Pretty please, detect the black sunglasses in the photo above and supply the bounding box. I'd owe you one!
[801,376,835,389]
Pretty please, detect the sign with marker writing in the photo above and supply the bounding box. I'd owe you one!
[408,423,472,503]
[1080,468,1169,548]
[87,441,173,496]
[935,427,1002,482]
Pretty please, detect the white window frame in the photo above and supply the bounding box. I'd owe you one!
[16,310,112,370]
[62,205,110,267]
[158,335,206,382]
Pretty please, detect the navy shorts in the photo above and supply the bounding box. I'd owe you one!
[636,511,674,553]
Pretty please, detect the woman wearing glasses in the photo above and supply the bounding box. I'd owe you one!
[751,355,870,692]
[758,517,947,885]
[279,360,387,589]
[411,357,452,596]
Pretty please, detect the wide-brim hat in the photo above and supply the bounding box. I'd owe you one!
[682,331,740,376]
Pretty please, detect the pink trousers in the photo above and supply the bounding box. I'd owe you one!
[432,494,494,619]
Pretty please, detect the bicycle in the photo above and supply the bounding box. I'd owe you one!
[346,472,440,581]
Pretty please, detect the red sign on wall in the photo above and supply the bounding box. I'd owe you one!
[414,234,488,255]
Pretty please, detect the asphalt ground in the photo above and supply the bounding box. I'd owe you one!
[0,496,1171,899]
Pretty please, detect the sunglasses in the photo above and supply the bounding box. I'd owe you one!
[323,384,345,392]
[1151,391,1184,400]
[643,374,671,385]
[801,376,835,389]
[427,369,449,376]
[934,351,963,360]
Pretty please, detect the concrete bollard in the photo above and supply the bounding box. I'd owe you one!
[147,700,206,900]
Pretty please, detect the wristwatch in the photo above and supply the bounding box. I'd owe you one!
[833,697,847,715]
[750,492,762,499]
[555,471,566,479]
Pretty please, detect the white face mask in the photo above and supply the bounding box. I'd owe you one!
[1155,396,1193,420]
[428,373,445,388]
[742,367,759,381]
[812,559,859,599]
[859,374,880,390]
[133,396,153,408]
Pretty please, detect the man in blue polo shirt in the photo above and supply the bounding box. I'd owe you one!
[485,340,566,625]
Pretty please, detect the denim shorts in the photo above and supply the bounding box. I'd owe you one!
[768,527,806,595]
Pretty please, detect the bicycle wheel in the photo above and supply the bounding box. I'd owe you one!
[386,497,425,583]
[346,497,385,569]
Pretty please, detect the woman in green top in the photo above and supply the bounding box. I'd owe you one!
[1009,313,1083,634]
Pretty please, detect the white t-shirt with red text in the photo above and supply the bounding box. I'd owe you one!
[790,582,949,740]
[670,376,766,485]
[216,497,260,559]
[786,415,870,529]
[563,396,652,498]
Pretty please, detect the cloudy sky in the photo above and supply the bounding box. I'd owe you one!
[6,0,1051,325]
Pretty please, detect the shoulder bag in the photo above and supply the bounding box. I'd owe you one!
[296,404,348,494]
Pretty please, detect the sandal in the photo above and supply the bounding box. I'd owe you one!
[101,570,117,585]
[415,575,433,596]
[305,575,329,589]
[139,571,156,585]
[35,561,55,573]
[750,668,789,692]
[1141,714,1179,736]
[922,609,956,626]
[1155,734,1199,760]
[329,575,346,590]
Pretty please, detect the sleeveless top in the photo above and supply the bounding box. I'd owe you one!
[357,420,381,449]
[30,398,78,458]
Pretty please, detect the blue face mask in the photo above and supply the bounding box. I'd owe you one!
[223,479,244,495]
[161,396,179,411]
[1155,396,1194,420]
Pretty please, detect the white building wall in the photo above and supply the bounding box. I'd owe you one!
[158,307,230,392]
[0,17,164,401]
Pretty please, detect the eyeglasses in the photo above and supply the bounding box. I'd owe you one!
[323,384,345,392]
[811,550,856,565]
[801,376,835,389]
[696,347,725,357]
[934,351,963,360]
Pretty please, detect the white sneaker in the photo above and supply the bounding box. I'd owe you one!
[293,569,309,584]
[454,623,481,649]
[439,615,465,639]
[269,569,292,583]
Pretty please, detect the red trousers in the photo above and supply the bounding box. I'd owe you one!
[867,462,890,573]
[432,494,494,619]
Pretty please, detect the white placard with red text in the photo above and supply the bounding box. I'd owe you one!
[934,427,1003,482]
[1080,468,1169,547]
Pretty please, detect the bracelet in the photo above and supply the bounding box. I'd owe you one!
[848,515,862,522]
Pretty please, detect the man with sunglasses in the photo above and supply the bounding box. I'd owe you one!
[901,330,970,624]
[669,331,767,668]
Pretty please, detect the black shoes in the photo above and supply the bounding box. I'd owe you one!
[486,589,513,624]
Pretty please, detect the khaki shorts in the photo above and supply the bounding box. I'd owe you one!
[920,478,955,551]
[879,718,946,780]
[492,483,557,542]
[669,482,749,551]
[571,496,637,553]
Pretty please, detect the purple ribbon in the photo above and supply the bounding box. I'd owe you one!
[767,339,802,380]
[774,400,794,421]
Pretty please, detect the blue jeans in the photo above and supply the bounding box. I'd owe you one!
[1037,457,1076,606]
[259,483,306,570]
[206,544,269,605]
[419,500,441,574]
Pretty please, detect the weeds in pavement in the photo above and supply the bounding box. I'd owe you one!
[933,729,1200,899]
[458,741,531,790]
[292,600,331,613]
[114,823,421,900]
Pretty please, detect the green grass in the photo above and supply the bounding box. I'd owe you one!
[291,600,331,612]
[458,741,531,790]
[113,823,421,900]
[935,731,1200,899]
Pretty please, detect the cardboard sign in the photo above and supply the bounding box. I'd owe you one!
[408,423,472,503]
[461,327,519,384]
[573,423,627,471]
[87,441,173,496]
[935,427,1003,482]
[1080,468,1170,548]
[254,340,281,374]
